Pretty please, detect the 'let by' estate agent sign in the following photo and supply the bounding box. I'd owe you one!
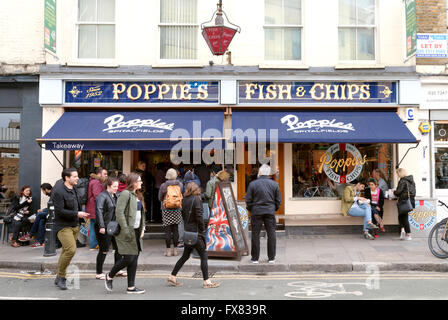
[65,81,219,104]
[417,34,448,58]
[239,81,397,104]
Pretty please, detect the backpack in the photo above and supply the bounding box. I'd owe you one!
[163,184,183,209]
[75,178,90,206]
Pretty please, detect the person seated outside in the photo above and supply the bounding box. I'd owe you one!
[364,178,385,237]
[20,183,52,247]
[10,186,34,247]
[341,178,379,240]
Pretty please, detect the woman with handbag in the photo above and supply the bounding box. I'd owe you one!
[104,173,145,294]
[9,186,34,248]
[394,168,416,241]
[167,182,220,289]
[94,177,126,280]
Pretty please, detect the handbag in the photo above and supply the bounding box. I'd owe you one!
[107,220,121,236]
[397,181,413,215]
[183,198,198,246]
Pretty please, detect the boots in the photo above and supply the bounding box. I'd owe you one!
[173,247,178,256]
[165,247,172,257]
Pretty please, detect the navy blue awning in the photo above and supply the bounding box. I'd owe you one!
[231,110,417,143]
[38,110,225,150]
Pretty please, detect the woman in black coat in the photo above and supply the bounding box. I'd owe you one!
[394,168,416,240]
[167,182,220,289]
[365,178,386,234]
[94,178,124,279]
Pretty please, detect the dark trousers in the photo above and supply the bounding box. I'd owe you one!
[165,224,179,248]
[94,224,121,275]
[11,219,30,241]
[251,214,276,261]
[398,213,411,234]
[153,188,162,222]
[109,229,141,288]
[30,210,47,244]
[172,237,209,280]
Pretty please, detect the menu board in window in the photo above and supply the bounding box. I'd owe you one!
[205,181,249,259]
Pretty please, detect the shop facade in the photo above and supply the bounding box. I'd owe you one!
[38,66,427,233]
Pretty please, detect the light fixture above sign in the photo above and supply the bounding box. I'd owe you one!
[201,0,241,56]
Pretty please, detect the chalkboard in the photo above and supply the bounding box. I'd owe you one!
[205,181,249,258]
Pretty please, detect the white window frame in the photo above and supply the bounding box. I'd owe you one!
[338,0,377,63]
[75,0,116,62]
[263,0,303,64]
[157,0,199,64]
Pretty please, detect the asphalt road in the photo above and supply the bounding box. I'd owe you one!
[0,269,447,300]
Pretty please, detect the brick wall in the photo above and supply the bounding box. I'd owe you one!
[416,0,448,65]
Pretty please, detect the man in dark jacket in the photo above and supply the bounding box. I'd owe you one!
[53,168,89,290]
[245,164,281,264]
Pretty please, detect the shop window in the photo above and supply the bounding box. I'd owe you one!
[264,0,302,61]
[0,113,20,213]
[338,0,376,61]
[292,143,392,199]
[434,123,448,142]
[159,0,198,60]
[68,151,122,178]
[77,0,115,59]
[435,147,448,189]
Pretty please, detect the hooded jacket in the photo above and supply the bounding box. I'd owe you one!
[394,175,416,208]
[205,170,230,209]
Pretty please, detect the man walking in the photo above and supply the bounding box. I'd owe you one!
[245,164,281,264]
[53,168,89,290]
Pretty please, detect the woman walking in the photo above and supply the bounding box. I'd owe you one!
[105,173,145,294]
[10,186,34,247]
[394,168,416,241]
[158,168,183,257]
[94,177,126,279]
[167,182,220,289]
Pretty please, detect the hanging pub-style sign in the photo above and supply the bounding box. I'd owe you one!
[201,0,241,56]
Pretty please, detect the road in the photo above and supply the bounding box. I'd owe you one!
[0,269,447,300]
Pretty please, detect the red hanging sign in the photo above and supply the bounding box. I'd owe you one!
[202,25,237,56]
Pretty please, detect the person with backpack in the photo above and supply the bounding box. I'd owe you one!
[394,168,416,241]
[158,168,183,257]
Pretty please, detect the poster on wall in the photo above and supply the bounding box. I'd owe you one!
[44,0,56,54]
[417,34,448,58]
[206,182,248,259]
[405,0,417,59]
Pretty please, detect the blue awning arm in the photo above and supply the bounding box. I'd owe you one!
[395,140,420,170]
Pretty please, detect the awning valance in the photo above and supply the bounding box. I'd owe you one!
[37,110,225,150]
[231,110,417,143]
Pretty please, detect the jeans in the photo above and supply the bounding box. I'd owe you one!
[250,214,276,261]
[30,210,47,244]
[89,219,98,249]
[398,212,411,234]
[172,237,209,280]
[94,223,121,275]
[348,203,372,232]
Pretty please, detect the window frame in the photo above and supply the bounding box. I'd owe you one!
[338,0,378,63]
[158,0,199,63]
[75,0,116,61]
[263,0,304,64]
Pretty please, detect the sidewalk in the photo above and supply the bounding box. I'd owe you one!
[0,233,447,274]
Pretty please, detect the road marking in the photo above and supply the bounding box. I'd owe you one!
[0,296,59,300]
[285,281,368,299]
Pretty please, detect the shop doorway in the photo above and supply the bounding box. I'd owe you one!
[236,143,285,223]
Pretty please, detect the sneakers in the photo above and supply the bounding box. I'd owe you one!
[203,282,220,289]
[19,234,31,242]
[268,260,276,264]
[404,235,412,241]
[96,274,105,280]
[105,274,113,292]
[116,270,127,277]
[30,242,44,248]
[251,260,259,264]
[366,223,379,230]
[57,277,67,290]
[11,241,20,248]
[364,233,375,240]
[89,245,99,251]
[127,287,146,294]
[399,229,406,240]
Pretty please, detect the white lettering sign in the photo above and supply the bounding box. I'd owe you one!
[103,114,175,133]
[280,114,355,133]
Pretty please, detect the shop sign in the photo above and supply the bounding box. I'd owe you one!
[417,34,448,58]
[65,81,219,104]
[281,114,355,134]
[239,81,397,104]
[318,143,366,184]
[408,200,436,231]
[103,114,174,134]
[406,108,415,121]
[419,121,431,134]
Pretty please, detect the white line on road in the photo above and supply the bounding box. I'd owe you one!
[0,296,59,300]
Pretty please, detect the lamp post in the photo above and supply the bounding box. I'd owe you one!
[201,0,241,56]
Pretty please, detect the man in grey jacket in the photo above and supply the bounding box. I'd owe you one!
[245,164,281,264]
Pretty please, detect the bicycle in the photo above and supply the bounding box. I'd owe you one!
[428,200,448,259]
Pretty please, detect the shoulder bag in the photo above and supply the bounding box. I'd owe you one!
[397,181,413,215]
[107,193,127,237]
[183,198,198,246]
